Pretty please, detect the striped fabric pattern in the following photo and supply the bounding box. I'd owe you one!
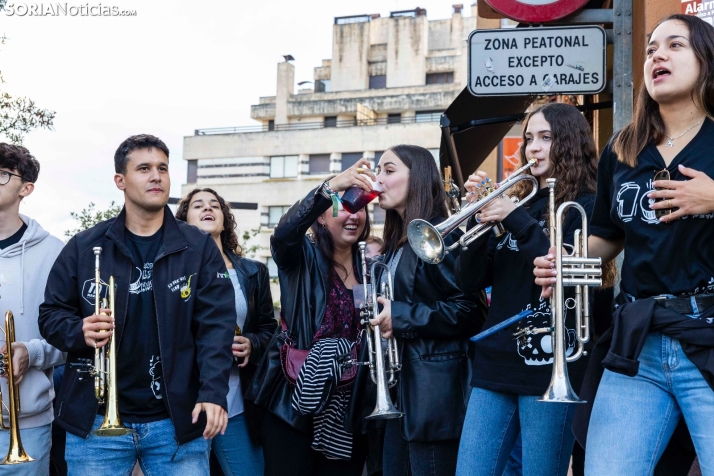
[291,337,354,460]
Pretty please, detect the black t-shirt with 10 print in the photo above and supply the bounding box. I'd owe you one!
[590,118,714,298]
[110,227,169,423]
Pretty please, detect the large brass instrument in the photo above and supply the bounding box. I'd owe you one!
[0,311,34,465]
[91,247,134,436]
[407,159,539,264]
[528,178,602,403]
[358,242,402,420]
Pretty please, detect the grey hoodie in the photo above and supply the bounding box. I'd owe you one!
[0,215,64,429]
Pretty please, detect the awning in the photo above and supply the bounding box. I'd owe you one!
[439,88,533,191]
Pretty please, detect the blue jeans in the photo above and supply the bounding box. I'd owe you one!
[212,413,264,476]
[456,387,576,476]
[65,415,210,475]
[586,332,714,475]
[0,423,51,475]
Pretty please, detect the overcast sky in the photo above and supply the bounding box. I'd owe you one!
[1,0,466,238]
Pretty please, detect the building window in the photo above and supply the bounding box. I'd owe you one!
[369,75,386,90]
[372,205,386,224]
[324,116,337,128]
[309,154,331,175]
[187,160,198,183]
[416,110,442,123]
[268,120,275,131]
[374,151,384,162]
[266,257,278,278]
[270,156,298,178]
[315,80,331,93]
[341,152,363,172]
[387,113,402,124]
[426,72,454,84]
[268,206,291,227]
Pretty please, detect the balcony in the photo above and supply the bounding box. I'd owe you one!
[194,113,442,136]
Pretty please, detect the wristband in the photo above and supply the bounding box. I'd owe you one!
[320,181,342,217]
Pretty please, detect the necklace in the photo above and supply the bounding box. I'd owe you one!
[665,118,704,147]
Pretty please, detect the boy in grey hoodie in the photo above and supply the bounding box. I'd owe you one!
[0,143,64,475]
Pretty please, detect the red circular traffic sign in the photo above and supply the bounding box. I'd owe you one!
[484,0,589,23]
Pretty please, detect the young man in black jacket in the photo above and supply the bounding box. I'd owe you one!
[39,134,236,474]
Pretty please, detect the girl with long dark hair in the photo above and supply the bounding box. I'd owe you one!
[246,160,375,476]
[364,144,487,476]
[454,103,603,476]
[175,188,276,476]
[534,14,714,473]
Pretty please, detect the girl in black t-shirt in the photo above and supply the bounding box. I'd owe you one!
[535,14,714,474]
[455,103,603,476]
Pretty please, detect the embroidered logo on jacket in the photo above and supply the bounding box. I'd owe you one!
[167,274,196,302]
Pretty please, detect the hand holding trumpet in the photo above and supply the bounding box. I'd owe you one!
[82,309,113,349]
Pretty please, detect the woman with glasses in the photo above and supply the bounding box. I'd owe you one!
[534,14,714,474]
[453,103,606,476]
[359,144,487,476]
[175,188,277,476]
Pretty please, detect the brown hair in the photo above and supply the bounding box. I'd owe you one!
[366,235,384,247]
[511,103,598,209]
[175,188,242,256]
[381,145,449,257]
[614,14,714,166]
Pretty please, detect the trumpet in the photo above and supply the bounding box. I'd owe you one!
[358,242,402,420]
[533,178,602,403]
[0,311,34,465]
[407,159,539,264]
[91,247,134,436]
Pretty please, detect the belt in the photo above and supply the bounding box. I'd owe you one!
[655,293,714,315]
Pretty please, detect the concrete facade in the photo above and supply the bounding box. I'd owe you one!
[182,5,501,301]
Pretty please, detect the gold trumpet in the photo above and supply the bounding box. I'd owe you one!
[91,247,134,436]
[0,311,35,465]
[407,159,539,264]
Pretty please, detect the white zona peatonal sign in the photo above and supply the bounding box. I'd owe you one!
[468,25,606,96]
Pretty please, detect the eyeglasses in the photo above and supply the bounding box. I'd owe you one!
[0,170,28,186]
[653,169,671,219]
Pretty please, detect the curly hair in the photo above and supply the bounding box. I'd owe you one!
[511,103,598,210]
[510,103,617,287]
[175,188,242,256]
[0,143,40,182]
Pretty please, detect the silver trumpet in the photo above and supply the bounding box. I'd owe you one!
[407,159,539,264]
[535,178,602,403]
[358,242,403,420]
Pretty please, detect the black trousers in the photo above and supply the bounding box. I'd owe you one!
[261,411,367,476]
[383,419,459,476]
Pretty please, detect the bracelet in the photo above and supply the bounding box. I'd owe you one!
[320,181,341,217]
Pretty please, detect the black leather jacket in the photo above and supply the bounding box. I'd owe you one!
[226,252,277,382]
[245,187,364,433]
[346,218,488,442]
[226,252,277,443]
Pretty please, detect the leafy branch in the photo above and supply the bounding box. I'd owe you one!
[65,202,122,239]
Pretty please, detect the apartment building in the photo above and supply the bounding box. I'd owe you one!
[182,4,490,298]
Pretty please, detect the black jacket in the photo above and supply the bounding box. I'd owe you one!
[226,252,277,442]
[347,218,488,442]
[39,207,236,444]
[245,187,364,433]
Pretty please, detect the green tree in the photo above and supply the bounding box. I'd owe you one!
[240,227,264,258]
[65,202,122,239]
[0,34,56,144]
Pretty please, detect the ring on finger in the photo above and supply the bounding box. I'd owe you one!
[667,199,673,208]
[356,167,365,174]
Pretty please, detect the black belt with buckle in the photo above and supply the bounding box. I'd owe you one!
[655,293,714,315]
